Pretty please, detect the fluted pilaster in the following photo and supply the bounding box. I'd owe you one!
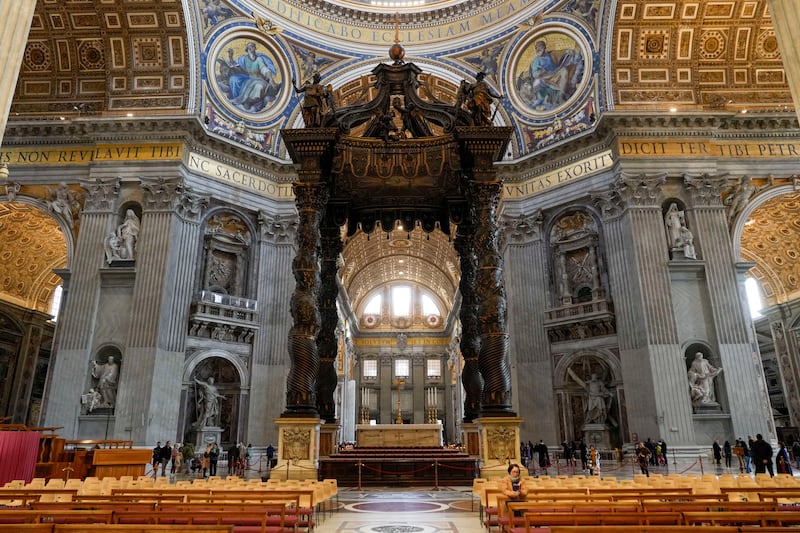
[160,186,208,351]
[43,177,120,435]
[685,174,772,439]
[116,176,185,443]
[0,0,35,148]
[767,0,800,125]
[255,212,297,366]
[502,211,548,364]
[592,173,691,441]
[248,211,297,444]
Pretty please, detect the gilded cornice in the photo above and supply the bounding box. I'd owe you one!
[258,0,492,27]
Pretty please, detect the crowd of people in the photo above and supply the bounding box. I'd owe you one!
[150,441,256,478]
[712,434,799,477]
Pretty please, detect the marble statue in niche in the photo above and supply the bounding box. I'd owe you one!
[664,203,697,259]
[687,352,722,407]
[88,354,120,409]
[104,209,140,263]
[202,213,250,296]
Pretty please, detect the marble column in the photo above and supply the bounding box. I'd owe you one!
[592,173,692,445]
[8,315,46,424]
[116,177,207,444]
[412,356,425,424]
[767,0,800,124]
[0,0,35,149]
[502,211,553,439]
[251,211,296,446]
[43,178,119,436]
[685,175,775,441]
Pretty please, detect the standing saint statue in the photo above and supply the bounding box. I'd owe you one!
[664,203,684,249]
[568,368,612,425]
[104,209,141,263]
[687,352,722,405]
[91,355,120,408]
[193,376,226,428]
[461,72,503,126]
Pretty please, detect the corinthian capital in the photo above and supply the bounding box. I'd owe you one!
[175,185,209,222]
[140,176,181,211]
[590,188,625,220]
[684,173,727,207]
[617,172,665,207]
[501,210,543,244]
[79,177,119,212]
[259,211,298,244]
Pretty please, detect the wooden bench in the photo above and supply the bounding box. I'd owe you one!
[0,509,113,524]
[31,501,157,513]
[112,509,295,533]
[543,527,767,533]
[682,509,800,527]
[508,511,684,532]
[154,502,300,531]
[642,500,779,513]
[0,489,79,506]
[54,526,233,533]
[501,500,642,531]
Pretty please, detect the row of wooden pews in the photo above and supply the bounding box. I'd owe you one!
[319,446,478,486]
[474,472,800,533]
[0,475,338,532]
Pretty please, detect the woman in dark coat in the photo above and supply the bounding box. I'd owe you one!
[712,440,722,465]
[776,441,793,475]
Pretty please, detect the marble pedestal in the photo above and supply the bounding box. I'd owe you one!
[274,417,320,481]
[195,426,224,448]
[476,416,524,479]
[583,423,612,450]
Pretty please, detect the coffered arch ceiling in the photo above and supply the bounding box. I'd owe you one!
[611,1,791,112]
[341,227,460,314]
[11,0,191,118]
[0,203,67,314]
[741,193,800,307]
[6,0,798,319]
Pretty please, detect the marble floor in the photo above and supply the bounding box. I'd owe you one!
[314,486,478,533]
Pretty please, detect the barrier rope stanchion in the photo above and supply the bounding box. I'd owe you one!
[434,461,439,490]
[678,458,699,475]
[699,455,704,475]
[358,461,362,491]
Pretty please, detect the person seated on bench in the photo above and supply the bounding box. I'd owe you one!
[503,463,529,516]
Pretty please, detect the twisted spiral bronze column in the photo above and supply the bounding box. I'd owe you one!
[316,217,343,422]
[473,181,513,415]
[285,183,327,416]
[455,217,483,422]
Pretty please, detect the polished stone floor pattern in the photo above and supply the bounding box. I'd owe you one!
[316,487,477,533]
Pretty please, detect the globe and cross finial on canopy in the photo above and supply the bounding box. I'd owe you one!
[389,12,405,64]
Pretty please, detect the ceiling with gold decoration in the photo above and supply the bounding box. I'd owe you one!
[3,0,799,317]
[0,203,67,314]
[741,193,800,306]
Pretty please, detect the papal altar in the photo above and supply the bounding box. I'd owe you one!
[356,423,442,448]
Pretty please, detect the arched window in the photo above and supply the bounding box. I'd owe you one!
[392,285,411,317]
[745,277,763,318]
[49,285,63,322]
[359,283,445,330]
[421,294,440,316]
[364,294,381,315]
